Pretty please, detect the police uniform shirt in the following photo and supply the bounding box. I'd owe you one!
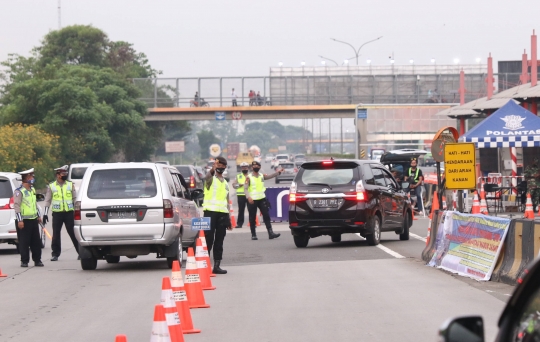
[13,187,41,221]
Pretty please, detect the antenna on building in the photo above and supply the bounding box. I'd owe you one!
[58,0,61,29]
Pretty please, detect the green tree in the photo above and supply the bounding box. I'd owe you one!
[197,130,220,159]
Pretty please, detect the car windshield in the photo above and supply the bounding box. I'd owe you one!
[87,168,157,199]
[70,167,87,180]
[277,155,288,160]
[301,168,354,186]
[0,179,12,198]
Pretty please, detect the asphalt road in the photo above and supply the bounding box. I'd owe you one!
[0,159,515,342]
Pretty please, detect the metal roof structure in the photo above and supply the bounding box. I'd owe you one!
[492,82,540,99]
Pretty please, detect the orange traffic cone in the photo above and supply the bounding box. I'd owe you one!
[0,268,7,277]
[195,239,215,290]
[115,335,127,342]
[479,187,489,215]
[150,305,172,342]
[471,191,480,214]
[229,200,237,227]
[161,277,184,342]
[171,260,200,334]
[524,193,535,219]
[184,248,210,309]
[198,231,215,277]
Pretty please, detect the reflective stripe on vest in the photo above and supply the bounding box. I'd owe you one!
[236,174,246,195]
[408,168,420,182]
[202,176,229,213]
[20,188,38,219]
[248,174,266,200]
[50,181,74,212]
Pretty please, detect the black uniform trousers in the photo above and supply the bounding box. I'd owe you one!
[16,219,42,263]
[236,195,247,227]
[203,211,229,261]
[51,211,79,257]
[247,198,272,234]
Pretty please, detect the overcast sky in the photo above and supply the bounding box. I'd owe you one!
[1,0,539,79]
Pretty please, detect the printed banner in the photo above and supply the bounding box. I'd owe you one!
[428,212,510,281]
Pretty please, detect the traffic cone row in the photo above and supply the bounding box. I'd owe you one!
[471,191,480,214]
[199,231,216,277]
[479,182,488,215]
[524,193,535,219]
[229,200,237,227]
[196,239,216,290]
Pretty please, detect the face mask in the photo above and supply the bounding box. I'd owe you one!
[253,167,260,173]
[242,170,248,174]
[28,179,35,185]
[215,168,225,174]
[61,175,68,181]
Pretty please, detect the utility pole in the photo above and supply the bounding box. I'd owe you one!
[58,0,61,29]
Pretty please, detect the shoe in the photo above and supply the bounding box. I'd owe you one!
[251,235,258,240]
[77,255,81,260]
[21,262,28,267]
[212,260,227,274]
[34,261,44,267]
[235,225,242,228]
[267,228,281,239]
[51,256,58,261]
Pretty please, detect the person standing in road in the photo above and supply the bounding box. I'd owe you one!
[13,168,44,267]
[231,88,238,106]
[202,156,233,274]
[43,165,79,261]
[407,158,424,213]
[244,161,283,240]
[232,162,249,228]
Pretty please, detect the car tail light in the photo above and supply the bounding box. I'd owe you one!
[356,180,366,202]
[0,197,14,210]
[290,223,298,227]
[322,161,333,165]
[163,199,174,218]
[74,201,81,220]
[289,193,307,202]
[190,176,195,188]
[294,168,298,173]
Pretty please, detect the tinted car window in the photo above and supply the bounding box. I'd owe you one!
[70,167,87,179]
[87,169,157,199]
[362,165,375,185]
[300,168,354,186]
[382,169,398,188]
[281,163,295,170]
[170,172,184,198]
[0,179,13,198]
[175,166,192,177]
[371,168,386,187]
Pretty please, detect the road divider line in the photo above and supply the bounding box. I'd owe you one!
[355,233,406,259]
[410,233,427,242]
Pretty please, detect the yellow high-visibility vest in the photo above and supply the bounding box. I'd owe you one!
[20,187,38,219]
[50,181,74,212]
[236,174,246,196]
[248,174,266,200]
[202,176,229,213]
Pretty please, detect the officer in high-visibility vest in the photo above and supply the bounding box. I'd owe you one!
[43,165,79,261]
[407,158,424,213]
[202,156,233,274]
[244,161,283,240]
[13,168,44,267]
[231,162,249,228]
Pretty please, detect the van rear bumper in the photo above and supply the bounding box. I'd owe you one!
[75,223,179,246]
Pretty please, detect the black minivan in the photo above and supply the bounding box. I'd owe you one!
[288,159,413,248]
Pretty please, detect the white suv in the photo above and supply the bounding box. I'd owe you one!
[0,172,45,250]
[74,163,202,270]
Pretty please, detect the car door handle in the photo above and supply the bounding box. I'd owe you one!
[86,213,96,217]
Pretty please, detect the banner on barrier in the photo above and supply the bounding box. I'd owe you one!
[428,212,510,281]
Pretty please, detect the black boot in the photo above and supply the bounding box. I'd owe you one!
[213,260,227,274]
[250,226,258,240]
[268,227,281,239]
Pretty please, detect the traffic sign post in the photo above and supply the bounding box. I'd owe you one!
[215,112,225,120]
[431,126,459,207]
[165,141,185,165]
[444,143,476,190]
[231,112,242,120]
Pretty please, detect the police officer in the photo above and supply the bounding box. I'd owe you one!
[13,168,44,267]
[43,165,79,261]
[231,162,249,228]
[407,158,424,213]
[202,156,232,274]
[244,161,283,240]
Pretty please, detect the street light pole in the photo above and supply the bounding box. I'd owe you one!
[318,55,339,66]
[330,36,383,65]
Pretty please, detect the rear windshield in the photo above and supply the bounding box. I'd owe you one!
[294,155,305,159]
[70,167,88,180]
[175,166,192,177]
[281,163,295,169]
[87,168,157,199]
[0,179,13,199]
[300,167,355,186]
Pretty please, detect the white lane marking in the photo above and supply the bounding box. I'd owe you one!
[410,233,427,242]
[355,233,406,259]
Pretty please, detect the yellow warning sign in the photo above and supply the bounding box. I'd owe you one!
[444,143,476,190]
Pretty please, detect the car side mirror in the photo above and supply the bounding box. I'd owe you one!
[438,316,484,342]
[36,193,45,202]
[191,189,204,200]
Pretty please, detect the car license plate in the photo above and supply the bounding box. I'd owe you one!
[313,199,338,208]
[109,211,137,219]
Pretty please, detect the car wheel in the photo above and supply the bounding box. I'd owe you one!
[167,235,183,269]
[400,212,410,241]
[366,215,381,246]
[106,255,120,263]
[40,227,46,248]
[293,234,310,248]
[81,256,98,270]
[331,235,341,243]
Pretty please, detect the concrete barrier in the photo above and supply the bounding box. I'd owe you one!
[491,219,540,285]
[421,210,445,263]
